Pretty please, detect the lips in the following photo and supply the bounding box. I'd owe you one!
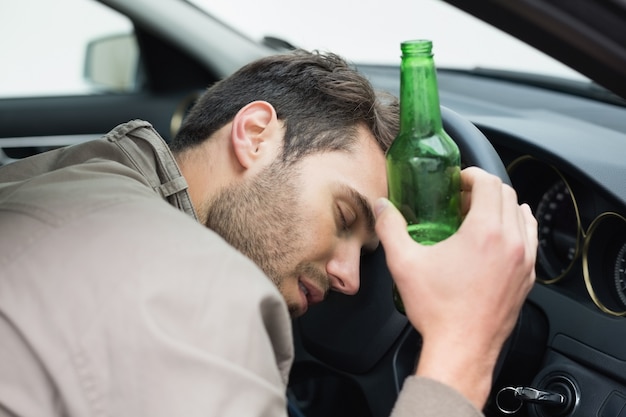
[298,278,325,312]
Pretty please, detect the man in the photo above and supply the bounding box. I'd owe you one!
[0,50,537,417]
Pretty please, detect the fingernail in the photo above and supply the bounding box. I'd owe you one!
[374,198,389,217]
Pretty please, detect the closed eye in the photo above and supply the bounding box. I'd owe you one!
[336,202,358,233]
[337,205,350,232]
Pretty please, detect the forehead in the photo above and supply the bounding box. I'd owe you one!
[296,128,388,203]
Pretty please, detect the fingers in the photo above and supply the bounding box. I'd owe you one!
[521,203,539,282]
[459,166,497,192]
[374,198,414,257]
[521,203,538,251]
[461,167,538,281]
[500,181,522,239]
[495,177,538,288]
[460,167,505,227]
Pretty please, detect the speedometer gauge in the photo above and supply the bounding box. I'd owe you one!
[583,213,626,316]
[536,180,580,282]
[508,157,582,284]
[613,243,626,309]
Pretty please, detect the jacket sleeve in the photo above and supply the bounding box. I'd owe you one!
[390,377,484,417]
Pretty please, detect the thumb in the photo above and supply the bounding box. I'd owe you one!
[374,198,414,255]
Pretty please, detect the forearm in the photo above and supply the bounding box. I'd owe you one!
[415,337,498,410]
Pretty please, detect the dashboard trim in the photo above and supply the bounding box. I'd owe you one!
[583,212,626,317]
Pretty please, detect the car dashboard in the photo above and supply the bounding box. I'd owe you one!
[478,112,626,417]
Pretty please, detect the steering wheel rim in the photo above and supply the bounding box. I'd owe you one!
[440,106,511,185]
[289,106,515,417]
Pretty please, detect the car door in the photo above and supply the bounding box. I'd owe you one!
[0,0,221,165]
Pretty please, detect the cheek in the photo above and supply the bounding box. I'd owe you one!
[299,208,337,258]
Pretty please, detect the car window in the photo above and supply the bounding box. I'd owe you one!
[0,0,133,98]
[192,0,587,82]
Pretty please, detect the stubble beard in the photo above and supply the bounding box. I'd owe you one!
[202,161,304,306]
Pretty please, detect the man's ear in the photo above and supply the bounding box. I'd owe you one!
[231,100,281,170]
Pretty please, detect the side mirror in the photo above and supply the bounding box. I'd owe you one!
[84,33,139,92]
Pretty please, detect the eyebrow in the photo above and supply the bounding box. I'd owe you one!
[339,184,377,241]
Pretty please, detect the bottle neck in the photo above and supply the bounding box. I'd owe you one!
[399,50,443,137]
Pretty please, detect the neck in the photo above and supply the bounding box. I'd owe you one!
[174,131,239,225]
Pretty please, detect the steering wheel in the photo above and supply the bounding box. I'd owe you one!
[288,107,518,417]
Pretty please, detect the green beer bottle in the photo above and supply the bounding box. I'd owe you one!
[386,40,462,314]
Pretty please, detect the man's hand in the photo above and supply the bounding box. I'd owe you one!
[375,166,538,410]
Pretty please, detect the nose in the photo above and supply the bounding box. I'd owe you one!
[326,242,361,295]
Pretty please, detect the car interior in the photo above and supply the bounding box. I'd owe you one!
[2,1,626,417]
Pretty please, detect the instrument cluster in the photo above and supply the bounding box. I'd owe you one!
[509,156,626,317]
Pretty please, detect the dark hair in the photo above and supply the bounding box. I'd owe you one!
[171,49,398,163]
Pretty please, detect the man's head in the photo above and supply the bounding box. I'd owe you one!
[172,50,398,316]
[172,49,397,160]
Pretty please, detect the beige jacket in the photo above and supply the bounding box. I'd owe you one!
[0,120,481,417]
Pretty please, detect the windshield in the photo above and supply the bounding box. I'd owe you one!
[190,0,587,82]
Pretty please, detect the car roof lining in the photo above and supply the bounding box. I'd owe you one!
[444,0,626,100]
